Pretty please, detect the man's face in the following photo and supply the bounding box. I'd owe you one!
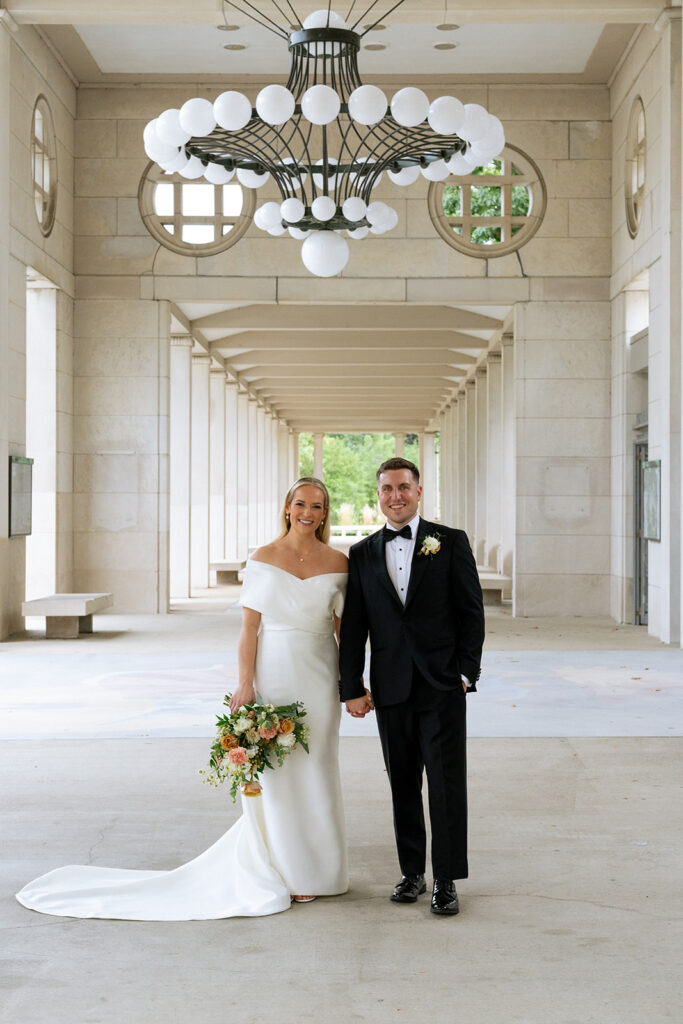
[377,469,422,528]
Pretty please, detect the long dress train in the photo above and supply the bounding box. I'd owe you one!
[15,561,348,920]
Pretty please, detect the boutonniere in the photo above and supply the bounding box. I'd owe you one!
[418,533,442,557]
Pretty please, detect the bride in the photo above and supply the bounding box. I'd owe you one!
[16,477,350,919]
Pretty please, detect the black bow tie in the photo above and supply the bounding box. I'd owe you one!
[383,525,412,542]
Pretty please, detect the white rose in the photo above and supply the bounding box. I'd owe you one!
[246,746,259,758]
[277,732,296,748]
[246,728,259,744]
[234,716,251,733]
[423,536,440,553]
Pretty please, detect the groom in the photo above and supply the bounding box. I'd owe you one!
[339,457,484,915]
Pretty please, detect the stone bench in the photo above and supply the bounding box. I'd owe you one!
[22,593,114,639]
[478,571,512,604]
[210,560,247,584]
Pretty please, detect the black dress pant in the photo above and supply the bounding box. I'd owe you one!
[375,669,468,880]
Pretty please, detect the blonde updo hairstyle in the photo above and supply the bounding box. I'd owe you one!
[279,477,331,544]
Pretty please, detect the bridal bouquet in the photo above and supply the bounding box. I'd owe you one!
[201,696,310,802]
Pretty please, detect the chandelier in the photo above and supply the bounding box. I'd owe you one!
[143,2,505,277]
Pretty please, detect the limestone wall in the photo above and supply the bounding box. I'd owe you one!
[0,19,75,639]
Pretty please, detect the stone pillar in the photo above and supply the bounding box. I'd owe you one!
[169,336,192,598]
[278,421,289,504]
[190,354,211,590]
[224,379,239,561]
[247,398,259,552]
[500,334,515,598]
[209,369,225,565]
[465,381,476,546]
[290,431,299,481]
[313,432,324,479]
[256,405,266,544]
[394,433,405,457]
[422,432,438,520]
[438,411,449,524]
[486,352,503,570]
[450,400,460,528]
[236,389,249,559]
[474,367,488,565]
[457,392,467,532]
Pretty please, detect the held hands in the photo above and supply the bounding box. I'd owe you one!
[229,684,256,713]
[345,687,375,719]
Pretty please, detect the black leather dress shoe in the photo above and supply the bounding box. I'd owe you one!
[430,879,460,915]
[390,874,426,903]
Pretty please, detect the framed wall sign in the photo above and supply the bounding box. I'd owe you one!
[9,456,33,537]
[642,459,661,542]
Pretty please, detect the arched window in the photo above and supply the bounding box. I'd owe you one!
[31,96,57,237]
[625,97,646,239]
[138,162,255,256]
[428,144,546,258]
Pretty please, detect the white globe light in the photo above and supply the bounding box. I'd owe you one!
[267,224,287,236]
[348,85,387,126]
[156,108,191,147]
[428,96,466,136]
[347,225,369,239]
[311,195,336,222]
[179,155,206,179]
[204,163,234,184]
[390,87,429,127]
[366,201,391,227]
[179,97,216,137]
[421,159,451,182]
[256,201,282,229]
[301,232,349,277]
[312,162,337,190]
[213,91,252,131]
[386,165,421,186]
[160,150,190,173]
[342,197,367,222]
[446,151,476,175]
[461,103,491,142]
[280,197,305,223]
[288,226,311,239]
[381,207,399,231]
[143,119,159,147]
[256,84,295,126]
[236,167,270,188]
[303,9,347,29]
[301,84,340,126]
[146,138,180,163]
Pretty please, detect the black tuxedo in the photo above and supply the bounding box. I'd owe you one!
[339,518,485,880]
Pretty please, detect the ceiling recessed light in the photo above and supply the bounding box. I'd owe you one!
[436,23,460,31]
[217,24,240,31]
[363,23,386,30]
[364,43,387,51]
[224,43,247,50]
[434,42,458,50]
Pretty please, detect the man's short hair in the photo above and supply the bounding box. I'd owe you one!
[376,457,420,483]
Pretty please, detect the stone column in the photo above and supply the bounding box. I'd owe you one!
[169,336,192,598]
[278,421,289,502]
[465,381,476,546]
[457,392,467,531]
[290,431,299,481]
[422,431,438,520]
[486,352,503,570]
[313,432,324,479]
[438,411,449,524]
[500,334,514,598]
[236,389,249,559]
[256,405,266,544]
[190,354,211,590]
[394,433,405,457]
[474,367,488,565]
[247,398,259,552]
[209,369,225,565]
[224,379,239,561]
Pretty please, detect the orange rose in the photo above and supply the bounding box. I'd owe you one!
[279,718,295,735]
[220,734,238,750]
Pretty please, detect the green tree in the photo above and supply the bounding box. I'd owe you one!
[298,432,313,476]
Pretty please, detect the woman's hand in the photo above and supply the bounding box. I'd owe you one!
[229,684,256,713]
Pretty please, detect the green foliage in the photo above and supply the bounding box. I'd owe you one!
[442,159,530,245]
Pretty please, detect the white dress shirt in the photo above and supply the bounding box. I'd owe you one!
[384,513,421,605]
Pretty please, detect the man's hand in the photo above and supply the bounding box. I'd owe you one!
[346,688,375,718]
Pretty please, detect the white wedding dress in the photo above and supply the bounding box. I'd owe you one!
[16,560,349,920]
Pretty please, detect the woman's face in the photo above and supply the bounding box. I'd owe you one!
[286,485,327,536]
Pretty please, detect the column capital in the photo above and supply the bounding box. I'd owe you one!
[465,380,476,389]
[501,331,514,347]
[224,377,240,389]
[210,367,226,377]
[655,7,682,32]
[0,10,19,34]
[475,365,488,378]
[171,335,193,347]
[487,351,502,364]
[191,354,212,365]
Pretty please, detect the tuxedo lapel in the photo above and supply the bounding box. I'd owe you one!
[368,529,403,609]
[404,518,431,610]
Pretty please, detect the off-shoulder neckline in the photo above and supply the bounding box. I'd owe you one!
[248,559,348,583]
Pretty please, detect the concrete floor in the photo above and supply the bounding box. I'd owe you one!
[2,596,683,1022]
